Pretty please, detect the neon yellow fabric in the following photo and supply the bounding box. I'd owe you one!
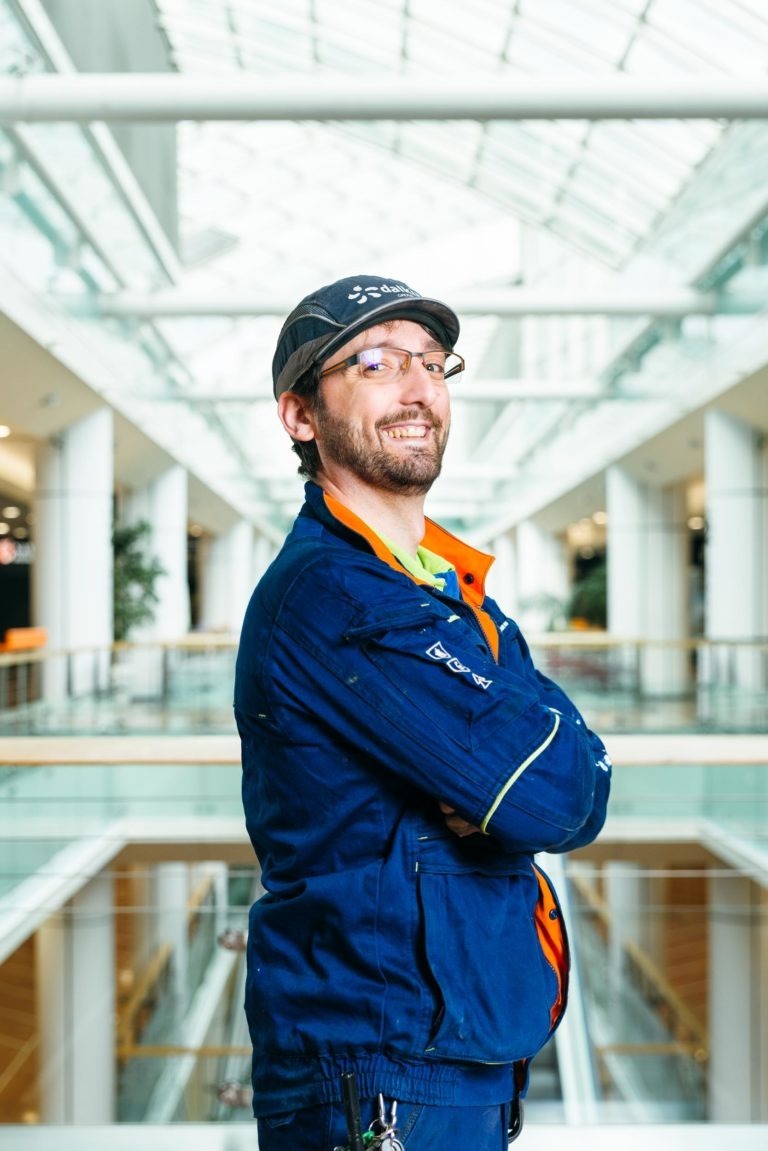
[374,532,455,590]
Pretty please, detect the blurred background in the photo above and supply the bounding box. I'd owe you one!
[0,0,766,1146]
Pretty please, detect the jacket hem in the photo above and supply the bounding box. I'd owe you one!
[252,1051,520,1116]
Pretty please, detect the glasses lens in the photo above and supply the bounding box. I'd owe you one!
[444,353,463,381]
[351,348,463,383]
[356,348,405,381]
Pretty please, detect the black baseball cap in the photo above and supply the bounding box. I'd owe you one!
[272,274,461,399]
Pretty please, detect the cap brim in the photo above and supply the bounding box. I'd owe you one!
[274,296,460,398]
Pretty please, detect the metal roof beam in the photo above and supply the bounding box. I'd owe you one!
[89,286,761,319]
[6,4,180,281]
[152,380,660,403]
[3,74,768,122]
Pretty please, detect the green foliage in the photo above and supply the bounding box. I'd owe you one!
[568,560,607,628]
[112,520,165,641]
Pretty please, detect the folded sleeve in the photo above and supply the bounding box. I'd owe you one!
[248,557,611,855]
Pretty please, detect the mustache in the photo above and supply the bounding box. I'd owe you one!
[376,408,444,432]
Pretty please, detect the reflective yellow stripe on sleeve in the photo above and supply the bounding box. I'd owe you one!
[480,712,561,833]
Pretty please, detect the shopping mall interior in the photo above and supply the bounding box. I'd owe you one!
[0,1,766,1147]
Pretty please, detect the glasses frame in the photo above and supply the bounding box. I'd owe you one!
[317,345,465,384]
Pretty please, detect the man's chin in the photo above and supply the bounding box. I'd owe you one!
[376,459,442,494]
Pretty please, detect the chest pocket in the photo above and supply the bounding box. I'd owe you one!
[344,602,503,755]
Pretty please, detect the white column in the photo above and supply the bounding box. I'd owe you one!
[36,875,116,1123]
[212,862,229,938]
[708,874,755,1121]
[705,410,766,690]
[604,861,644,992]
[485,531,518,617]
[200,519,254,635]
[606,467,689,696]
[121,465,190,698]
[125,465,190,640]
[516,519,568,632]
[34,408,114,700]
[152,862,190,1011]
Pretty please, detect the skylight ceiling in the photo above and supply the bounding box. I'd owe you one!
[3,0,768,539]
[155,0,768,281]
[138,0,768,534]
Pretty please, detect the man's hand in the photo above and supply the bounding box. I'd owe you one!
[439,801,482,838]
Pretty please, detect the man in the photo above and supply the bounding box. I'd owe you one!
[235,275,611,1150]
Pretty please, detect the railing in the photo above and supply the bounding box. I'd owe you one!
[0,737,766,1127]
[0,638,239,735]
[0,635,766,736]
[568,874,710,1122]
[570,873,709,1058]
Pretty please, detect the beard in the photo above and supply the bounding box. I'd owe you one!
[313,394,449,495]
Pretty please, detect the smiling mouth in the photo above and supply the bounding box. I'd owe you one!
[383,425,429,439]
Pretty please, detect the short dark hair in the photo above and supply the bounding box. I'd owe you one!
[287,369,322,479]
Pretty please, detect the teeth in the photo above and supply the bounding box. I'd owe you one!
[385,426,427,439]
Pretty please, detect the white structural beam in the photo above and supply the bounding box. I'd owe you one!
[8,0,180,280]
[151,380,659,403]
[3,74,768,121]
[90,286,761,319]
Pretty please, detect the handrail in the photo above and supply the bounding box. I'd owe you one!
[115,1042,251,1060]
[0,632,767,670]
[570,874,709,1058]
[0,635,240,669]
[0,1031,37,1097]
[115,942,173,1050]
[115,874,217,1052]
[2,733,766,766]
[623,938,708,1056]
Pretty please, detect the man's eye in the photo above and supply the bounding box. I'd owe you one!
[358,350,395,375]
[424,359,446,375]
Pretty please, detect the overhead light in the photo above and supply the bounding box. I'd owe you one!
[592,510,608,525]
[687,516,705,531]
[2,506,21,519]
[188,523,204,537]
[0,523,9,536]
[13,526,28,540]
[0,425,10,438]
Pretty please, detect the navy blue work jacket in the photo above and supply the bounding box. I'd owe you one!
[235,482,611,1115]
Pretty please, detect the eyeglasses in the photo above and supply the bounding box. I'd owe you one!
[318,346,465,384]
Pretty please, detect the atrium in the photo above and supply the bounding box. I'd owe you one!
[0,1,766,1148]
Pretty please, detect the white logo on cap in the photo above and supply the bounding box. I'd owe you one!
[348,283,419,306]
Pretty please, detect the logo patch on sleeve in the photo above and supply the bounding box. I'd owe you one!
[426,642,492,688]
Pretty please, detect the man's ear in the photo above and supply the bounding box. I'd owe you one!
[277,391,317,442]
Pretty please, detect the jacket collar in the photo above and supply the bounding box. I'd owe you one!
[301,482,494,608]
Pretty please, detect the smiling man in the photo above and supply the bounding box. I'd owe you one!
[235,275,611,1150]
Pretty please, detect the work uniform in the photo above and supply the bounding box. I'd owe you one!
[235,480,611,1126]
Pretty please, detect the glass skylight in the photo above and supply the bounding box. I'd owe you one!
[2,0,768,535]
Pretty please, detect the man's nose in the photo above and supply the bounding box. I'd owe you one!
[400,355,441,401]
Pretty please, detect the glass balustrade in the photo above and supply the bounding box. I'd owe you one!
[0,753,766,1128]
[1,638,766,737]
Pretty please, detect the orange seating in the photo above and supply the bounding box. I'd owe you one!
[0,627,48,653]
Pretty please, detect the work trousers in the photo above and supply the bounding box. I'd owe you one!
[257,1097,513,1150]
